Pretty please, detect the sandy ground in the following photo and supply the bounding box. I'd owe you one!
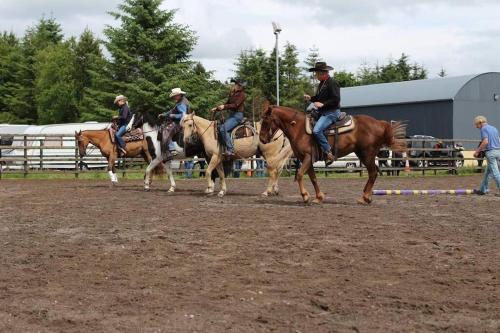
[0,175,498,332]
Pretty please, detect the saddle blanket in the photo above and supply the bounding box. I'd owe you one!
[305,114,355,136]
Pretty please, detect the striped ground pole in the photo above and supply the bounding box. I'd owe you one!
[372,189,476,196]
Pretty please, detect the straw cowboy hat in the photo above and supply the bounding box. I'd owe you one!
[114,95,128,104]
[308,61,334,72]
[169,88,186,98]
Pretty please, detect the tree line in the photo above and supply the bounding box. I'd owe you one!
[0,0,435,125]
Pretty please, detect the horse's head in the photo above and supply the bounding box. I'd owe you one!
[181,112,197,145]
[75,130,89,157]
[260,106,280,144]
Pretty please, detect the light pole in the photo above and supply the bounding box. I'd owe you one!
[272,22,282,106]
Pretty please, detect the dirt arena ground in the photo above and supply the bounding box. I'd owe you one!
[0,175,498,332]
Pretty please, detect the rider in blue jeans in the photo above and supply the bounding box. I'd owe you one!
[114,95,131,156]
[211,78,246,157]
[473,115,500,196]
[304,62,341,163]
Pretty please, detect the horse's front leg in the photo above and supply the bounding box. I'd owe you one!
[108,156,118,184]
[215,163,226,198]
[307,167,325,204]
[204,155,219,195]
[165,161,176,193]
[144,157,160,191]
[297,154,312,203]
[262,166,277,197]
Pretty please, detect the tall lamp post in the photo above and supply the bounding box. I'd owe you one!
[272,22,282,106]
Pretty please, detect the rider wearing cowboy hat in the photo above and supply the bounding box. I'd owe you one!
[304,62,341,163]
[159,88,190,160]
[114,95,131,156]
[211,77,246,157]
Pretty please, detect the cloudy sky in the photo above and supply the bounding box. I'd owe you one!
[1,0,499,81]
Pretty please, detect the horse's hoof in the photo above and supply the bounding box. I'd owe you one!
[217,191,225,198]
[261,192,269,197]
[168,187,175,193]
[302,192,310,203]
[357,197,372,205]
[144,187,150,192]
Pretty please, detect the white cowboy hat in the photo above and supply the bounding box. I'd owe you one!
[114,95,128,104]
[169,88,186,98]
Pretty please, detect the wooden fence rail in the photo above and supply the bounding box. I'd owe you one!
[0,134,487,179]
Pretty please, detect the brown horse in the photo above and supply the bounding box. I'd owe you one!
[75,129,152,184]
[260,106,406,204]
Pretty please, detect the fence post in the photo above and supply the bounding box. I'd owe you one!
[40,139,44,170]
[23,135,28,178]
[122,158,127,179]
[74,140,79,179]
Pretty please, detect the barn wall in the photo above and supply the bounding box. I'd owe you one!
[343,101,453,138]
[454,73,500,146]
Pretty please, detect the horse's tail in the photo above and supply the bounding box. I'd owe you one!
[385,121,407,153]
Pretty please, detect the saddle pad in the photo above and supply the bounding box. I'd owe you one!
[124,128,144,142]
[305,115,355,135]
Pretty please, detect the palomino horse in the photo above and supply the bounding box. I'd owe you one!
[182,113,292,197]
[260,106,407,204]
[75,129,152,184]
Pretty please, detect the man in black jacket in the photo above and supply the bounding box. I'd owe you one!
[304,62,341,163]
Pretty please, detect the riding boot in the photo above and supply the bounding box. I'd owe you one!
[163,150,172,162]
[325,152,335,166]
[118,146,127,157]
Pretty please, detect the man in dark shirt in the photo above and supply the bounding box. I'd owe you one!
[114,95,131,155]
[304,62,341,163]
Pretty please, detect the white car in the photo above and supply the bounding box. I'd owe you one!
[313,152,360,169]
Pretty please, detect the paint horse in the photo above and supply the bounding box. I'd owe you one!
[130,111,187,192]
[75,128,152,184]
[181,113,293,197]
[260,105,407,204]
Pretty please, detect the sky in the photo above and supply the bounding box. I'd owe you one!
[1,0,499,81]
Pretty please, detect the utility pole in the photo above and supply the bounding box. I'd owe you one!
[272,22,282,106]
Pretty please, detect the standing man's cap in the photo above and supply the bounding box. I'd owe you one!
[308,61,334,72]
[114,95,127,104]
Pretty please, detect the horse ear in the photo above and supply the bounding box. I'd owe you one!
[261,100,272,116]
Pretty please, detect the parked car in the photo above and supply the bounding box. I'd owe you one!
[407,135,464,168]
[313,152,373,171]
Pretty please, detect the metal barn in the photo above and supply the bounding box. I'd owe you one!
[340,72,500,143]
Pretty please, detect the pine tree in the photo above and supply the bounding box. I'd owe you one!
[21,17,64,123]
[0,32,30,123]
[438,68,447,77]
[35,42,78,124]
[95,0,198,116]
[303,46,322,88]
[72,29,105,120]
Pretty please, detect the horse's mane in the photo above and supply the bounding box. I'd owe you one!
[141,111,160,127]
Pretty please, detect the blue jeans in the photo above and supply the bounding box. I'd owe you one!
[184,160,194,179]
[313,110,341,153]
[479,149,500,193]
[116,125,127,148]
[219,112,243,152]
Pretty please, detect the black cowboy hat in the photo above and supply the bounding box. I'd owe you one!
[308,61,334,72]
[230,77,247,86]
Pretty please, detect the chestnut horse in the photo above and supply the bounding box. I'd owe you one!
[75,129,152,184]
[260,106,406,204]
